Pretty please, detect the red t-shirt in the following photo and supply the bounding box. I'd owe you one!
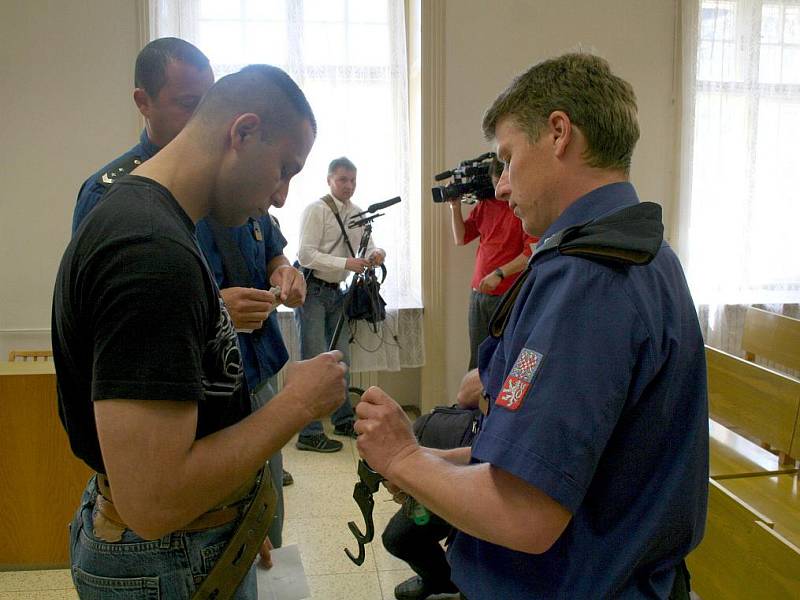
[463,198,537,295]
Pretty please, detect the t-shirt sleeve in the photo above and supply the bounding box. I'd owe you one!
[471,260,651,512]
[462,204,481,245]
[86,237,213,403]
[263,216,287,263]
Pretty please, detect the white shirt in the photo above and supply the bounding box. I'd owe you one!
[297,193,377,283]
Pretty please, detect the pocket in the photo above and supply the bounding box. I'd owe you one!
[200,538,229,575]
[73,567,160,600]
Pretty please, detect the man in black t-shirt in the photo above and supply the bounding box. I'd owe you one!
[53,65,346,599]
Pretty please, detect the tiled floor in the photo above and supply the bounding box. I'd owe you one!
[0,422,455,600]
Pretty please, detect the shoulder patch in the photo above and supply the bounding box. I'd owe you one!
[97,155,143,187]
[495,348,543,411]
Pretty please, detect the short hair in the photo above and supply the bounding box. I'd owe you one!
[328,157,357,175]
[134,37,211,98]
[482,53,639,173]
[193,64,317,138]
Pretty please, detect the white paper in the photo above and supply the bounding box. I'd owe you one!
[256,544,310,600]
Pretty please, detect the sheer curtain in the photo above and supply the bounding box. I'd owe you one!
[149,0,423,372]
[678,0,800,351]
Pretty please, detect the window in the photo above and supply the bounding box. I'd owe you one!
[151,0,420,308]
[682,0,800,305]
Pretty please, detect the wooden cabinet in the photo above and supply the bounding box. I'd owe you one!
[0,362,92,568]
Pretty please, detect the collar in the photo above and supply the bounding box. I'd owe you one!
[329,193,351,210]
[138,129,161,161]
[540,182,639,241]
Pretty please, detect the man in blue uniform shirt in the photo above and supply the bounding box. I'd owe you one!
[355,52,708,599]
[72,37,214,234]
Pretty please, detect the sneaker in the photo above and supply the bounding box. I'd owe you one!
[281,469,294,486]
[295,433,343,453]
[333,421,358,438]
[394,575,458,600]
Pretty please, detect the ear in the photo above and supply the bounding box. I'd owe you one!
[547,111,573,159]
[133,88,152,118]
[230,113,262,149]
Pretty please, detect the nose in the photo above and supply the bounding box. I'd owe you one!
[494,168,511,202]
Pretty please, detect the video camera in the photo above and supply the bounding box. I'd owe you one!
[431,152,496,204]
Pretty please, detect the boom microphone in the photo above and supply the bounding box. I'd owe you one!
[366,196,401,213]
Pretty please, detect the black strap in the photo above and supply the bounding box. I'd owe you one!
[206,217,254,289]
[321,195,357,258]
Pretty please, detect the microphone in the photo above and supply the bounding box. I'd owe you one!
[434,170,452,181]
[366,196,401,213]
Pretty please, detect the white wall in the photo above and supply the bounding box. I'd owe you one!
[0,0,141,357]
[439,0,679,402]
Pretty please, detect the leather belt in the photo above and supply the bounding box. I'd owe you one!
[95,473,254,533]
[308,274,341,289]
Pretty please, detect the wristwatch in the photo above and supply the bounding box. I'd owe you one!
[493,268,505,280]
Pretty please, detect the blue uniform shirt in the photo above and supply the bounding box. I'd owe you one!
[449,183,708,599]
[72,130,160,234]
[195,217,290,391]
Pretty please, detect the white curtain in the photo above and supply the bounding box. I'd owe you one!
[149,0,423,372]
[678,0,800,350]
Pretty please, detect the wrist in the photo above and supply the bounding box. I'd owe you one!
[493,268,505,280]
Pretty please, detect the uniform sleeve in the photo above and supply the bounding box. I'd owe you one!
[262,216,287,263]
[72,180,108,235]
[462,204,481,245]
[472,260,651,512]
[86,237,212,402]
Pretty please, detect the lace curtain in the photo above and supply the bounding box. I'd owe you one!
[149,0,424,371]
[678,0,800,350]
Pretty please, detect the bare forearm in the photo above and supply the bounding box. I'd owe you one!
[387,449,569,554]
[267,254,291,277]
[498,253,529,277]
[449,205,466,245]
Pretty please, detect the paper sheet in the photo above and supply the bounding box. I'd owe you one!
[256,544,311,600]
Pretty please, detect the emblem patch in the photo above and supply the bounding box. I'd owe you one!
[496,348,543,411]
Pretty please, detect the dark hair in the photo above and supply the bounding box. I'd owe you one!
[483,53,639,173]
[135,37,211,98]
[328,157,357,175]
[194,64,317,137]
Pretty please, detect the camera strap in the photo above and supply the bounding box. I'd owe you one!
[321,195,357,258]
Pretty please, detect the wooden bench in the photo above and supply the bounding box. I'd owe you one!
[706,346,800,476]
[687,479,800,599]
[742,306,800,373]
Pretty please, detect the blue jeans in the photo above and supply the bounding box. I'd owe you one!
[69,476,257,599]
[294,278,354,436]
[251,378,284,548]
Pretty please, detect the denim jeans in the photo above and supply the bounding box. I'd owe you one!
[69,476,257,599]
[251,378,284,548]
[467,290,503,370]
[294,278,354,436]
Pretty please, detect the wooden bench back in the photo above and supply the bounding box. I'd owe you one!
[742,307,800,373]
[688,479,800,599]
[706,346,800,456]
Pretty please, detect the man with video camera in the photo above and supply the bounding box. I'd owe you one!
[444,157,536,369]
[294,157,386,453]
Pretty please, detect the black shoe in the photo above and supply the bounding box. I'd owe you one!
[394,575,458,600]
[282,469,294,486]
[333,421,358,438]
[296,433,343,453]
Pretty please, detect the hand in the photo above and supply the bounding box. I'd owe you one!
[478,272,502,293]
[269,265,306,308]
[282,351,348,423]
[258,536,273,569]
[367,249,386,267]
[354,387,419,478]
[345,257,371,273]
[220,287,278,331]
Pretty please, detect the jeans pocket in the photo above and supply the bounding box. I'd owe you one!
[200,538,229,575]
[73,567,160,600]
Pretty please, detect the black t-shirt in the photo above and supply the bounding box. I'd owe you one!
[52,176,251,474]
